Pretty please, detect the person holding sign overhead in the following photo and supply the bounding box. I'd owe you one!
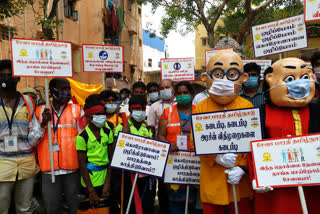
[75,95,114,206]
[0,60,50,214]
[158,81,198,214]
[190,50,253,214]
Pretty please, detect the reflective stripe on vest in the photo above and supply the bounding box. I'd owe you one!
[36,103,81,172]
[21,94,35,123]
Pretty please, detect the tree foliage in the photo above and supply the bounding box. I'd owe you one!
[0,0,33,20]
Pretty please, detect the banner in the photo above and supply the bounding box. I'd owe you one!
[11,38,72,77]
[243,60,272,79]
[252,15,307,58]
[82,44,124,73]
[110,132,171,177]
[251,134,320,188]
[191,108,262,155]
[205,48,233,67]
[304,0,320,22]
[160,58,195,81]
[164,151,200,185]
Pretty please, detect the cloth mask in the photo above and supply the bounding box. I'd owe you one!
[105,104,117,113]
[160,89,173,101]
[92,115,106,128]
[0,76,19,91]
[209,79,240,96]
[269,79,312,100]
[53,89,71,104]
[148,92,159,102]
[314,68,320,79]
[131,110,146,122]
[176,95,192,105]
[243,77,259,89]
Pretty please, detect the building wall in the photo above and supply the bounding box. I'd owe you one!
[143,45,164,72]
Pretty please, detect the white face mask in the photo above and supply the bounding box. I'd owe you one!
[209,79,240,96]
[92,115,106,128]
[160,89,173,101]
[105,104,117,113]
[148,92,159,102]
[131,110,146,122]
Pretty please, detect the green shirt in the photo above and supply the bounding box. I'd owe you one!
[114,119,153,138]
[75,125,113,187]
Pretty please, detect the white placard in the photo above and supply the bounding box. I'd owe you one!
[160,58,195,81]
[192,108,262,155]
[110,132,171,177]
[252,15,307,58]
[251,134,320,188]
[82,44,124,73]
[205,48,233,67]
[243,60,272,79]
[304,0,320,22]
[11,38,72,77]
[164,151,200,185]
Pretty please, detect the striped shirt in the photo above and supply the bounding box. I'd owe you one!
[239,88,266,107]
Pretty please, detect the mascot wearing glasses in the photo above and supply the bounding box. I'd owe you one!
[191,50,253,214]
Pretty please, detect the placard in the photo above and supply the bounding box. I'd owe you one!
[252,15,307,58]
[82,44,124,73]
[251,134,320,188]
[160,58,195,81]
[191,108,262,155]
[11,38,72,77]
[304,0,320,22]
[243,60,272,80]
[110,132,171,177]
[164,151,200,185]
[205,48,233,67]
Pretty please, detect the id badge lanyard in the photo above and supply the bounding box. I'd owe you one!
[51,104,68,142]
[1,97,19,136]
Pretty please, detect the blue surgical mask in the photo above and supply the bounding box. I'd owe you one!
[105,104,117,113]
[131,110,146,122]
[160,89,173,101]
[244,77,259,89]
[116,101,121,106]
[269,79,312,100]
[148,92,159,102]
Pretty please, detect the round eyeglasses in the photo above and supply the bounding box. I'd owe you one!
[207,67,244,81]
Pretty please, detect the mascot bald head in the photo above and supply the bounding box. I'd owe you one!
[265,58,315,108]
[201,50,248,105]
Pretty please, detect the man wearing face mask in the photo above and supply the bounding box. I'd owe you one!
[100,90,122,128]
[0,60,50,214]
[239,63,265,107]
[190,50,254,214]
[75,95,113,207]
[36,78,83,214]
[147,79,176,138]
[147,82,160,105]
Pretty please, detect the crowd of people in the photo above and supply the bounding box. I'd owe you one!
[0,50,320,214]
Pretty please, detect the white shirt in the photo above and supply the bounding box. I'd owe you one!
[192,90,209,105]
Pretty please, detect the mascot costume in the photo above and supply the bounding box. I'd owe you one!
[191,50,253,214]
[249,58,320,214]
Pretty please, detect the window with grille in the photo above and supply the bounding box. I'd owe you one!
[0,26,9,40]
[148,59,152,67]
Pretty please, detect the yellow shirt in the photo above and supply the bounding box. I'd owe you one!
[191,96,253,205]
[107,113,123,127]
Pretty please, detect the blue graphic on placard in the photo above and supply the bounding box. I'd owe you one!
[173,62,181,70]
[99,51,108,60]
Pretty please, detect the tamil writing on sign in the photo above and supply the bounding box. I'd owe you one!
[82,44,124,73]
[110,132,170,177]
[161,58,195,81]
[205,48,233,67]
[192,108,262,155]
[304,0,320,22]
[11,38,72,77]
[251,134,320,187]
[252,15,307,57]
[164,151,200,185]
[243,60,272,80]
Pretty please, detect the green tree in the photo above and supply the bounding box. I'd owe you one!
[145,0,231,48]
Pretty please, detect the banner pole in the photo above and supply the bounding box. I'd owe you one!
[120,170,124,214]
[102,73,105,90]
[184,185,190,214]
[298,186,308,214]
[232,184,239,214]
[44,77,55,183]
[126,173,138,214]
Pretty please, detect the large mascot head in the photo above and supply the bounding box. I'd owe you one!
[201,50,248,105]
[265,58,315,108]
